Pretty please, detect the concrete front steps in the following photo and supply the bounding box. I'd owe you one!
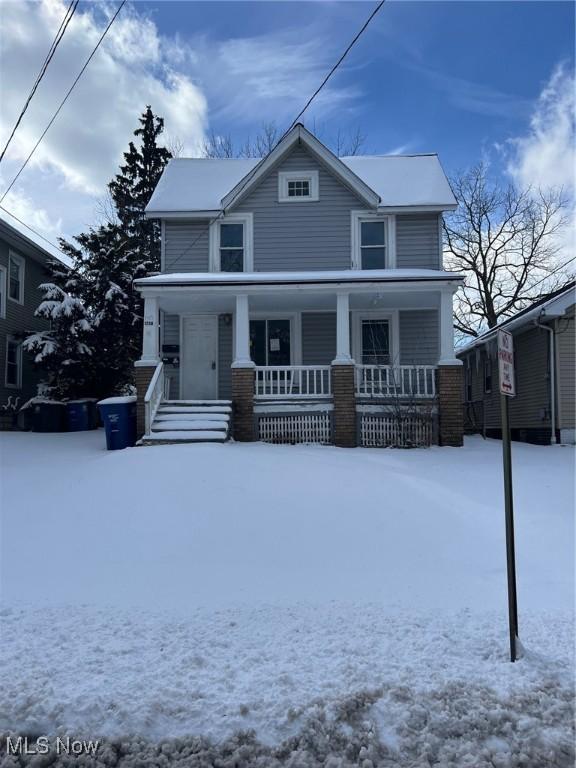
[141,400,232,445]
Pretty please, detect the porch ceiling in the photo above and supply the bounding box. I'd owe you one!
[155,289,441,314]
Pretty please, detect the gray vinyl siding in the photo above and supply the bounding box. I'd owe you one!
[557,308,575,429]
[460,325,552,439]
[164,220,209,273]
[218,315,233,399]
[162,148,446,274]
[399,310,439,365]
[0,235,50,407]
[396,214,441,270]
[302,313,336,364]
[235,144,369,271]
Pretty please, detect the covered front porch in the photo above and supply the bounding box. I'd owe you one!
[134,270,463,447]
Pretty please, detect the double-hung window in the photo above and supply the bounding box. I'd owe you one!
[211,214,253,272]
[352,213,394,270]
[5,336,22,388]
[219,223,244,272]
[8,251,24,303]
[360,220,387,270]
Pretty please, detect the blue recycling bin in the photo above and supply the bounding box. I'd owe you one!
[67,399,98,431]
[97,397,137,450]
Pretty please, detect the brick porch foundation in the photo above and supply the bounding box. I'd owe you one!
[332,364,357,448]
[134,363,157,439]
[437,365,464,447]
[231,366,255,441]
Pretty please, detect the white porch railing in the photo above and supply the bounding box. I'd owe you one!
[254,366,332,399]
[355,365,437,398]
[144,361,165,434]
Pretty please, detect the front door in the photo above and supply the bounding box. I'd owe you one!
[181,315,218,399]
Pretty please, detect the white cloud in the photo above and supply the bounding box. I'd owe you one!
[505,64,575,262]
[0,0,207,198]
[506,64,575,194]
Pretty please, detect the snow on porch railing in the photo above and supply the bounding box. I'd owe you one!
[355,365,437,398]
[254,366,332,399]
[144,361,164,435]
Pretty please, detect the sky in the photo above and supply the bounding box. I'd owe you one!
[0,0,573,257]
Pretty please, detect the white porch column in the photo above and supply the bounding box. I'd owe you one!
[137,295,159,365]
[438,288,461,366]
[333,292,353,364]
[232,293,254,367]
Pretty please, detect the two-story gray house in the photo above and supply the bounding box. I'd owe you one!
[0,216,58,411]
[134,124,464,448]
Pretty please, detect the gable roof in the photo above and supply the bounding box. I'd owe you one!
[145,125,457,216]
[0,214,71,267]
[457,280,576,354]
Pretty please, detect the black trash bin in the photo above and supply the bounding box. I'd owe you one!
[66,399,98,431]
[32,400,66,432]
[97,397,137,450]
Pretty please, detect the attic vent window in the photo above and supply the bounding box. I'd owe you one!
[278,170,319,202]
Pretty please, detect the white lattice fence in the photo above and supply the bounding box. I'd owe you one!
[360,414,434,448]
[258,413,332,445]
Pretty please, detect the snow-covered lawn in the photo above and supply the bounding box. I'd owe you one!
[0,432,574,766]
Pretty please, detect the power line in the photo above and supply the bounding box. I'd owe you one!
[0,0,126,205]
[0,204,72,261]
[529,255,576,290]
[286,0,385,134]
[168,0,385,271]
[0,0,79,165]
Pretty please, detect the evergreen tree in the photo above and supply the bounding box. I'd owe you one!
[53,106,172,396]
[108,105,172,271]
[22,259,92,400]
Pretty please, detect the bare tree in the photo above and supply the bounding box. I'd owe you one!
[202,121,366,159]
[443,163,571,338]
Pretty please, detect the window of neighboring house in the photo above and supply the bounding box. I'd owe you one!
[8,252,25,303]
[219,223,244,272]
[278,171,319,202]
[249,319,291,366]
[465,360,472,402]
[5,336,22,388]
[0,265,6,318]
[484,358,493,394]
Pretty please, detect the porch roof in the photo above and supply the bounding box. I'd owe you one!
[135,269,463,292]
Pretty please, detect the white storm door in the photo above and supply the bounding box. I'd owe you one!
[181,315,218,399]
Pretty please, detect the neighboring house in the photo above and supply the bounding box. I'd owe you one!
[134,123,464,447]
[457,282,576,445]
[0,216,60,409]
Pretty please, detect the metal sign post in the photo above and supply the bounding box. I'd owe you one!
[498,330,519,662]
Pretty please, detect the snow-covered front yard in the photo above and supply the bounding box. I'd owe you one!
[0,432,574,766]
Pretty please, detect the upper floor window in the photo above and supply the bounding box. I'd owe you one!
[351,212,395,270]
[220,223,244,272]
[8,251,25,304]
[278,170,319,202]
[209,213,253,272]
[5,335,22,388]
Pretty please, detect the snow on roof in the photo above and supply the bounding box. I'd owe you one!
[145,154,457,214]
[457,281,576,354]
[135,268,464,288]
